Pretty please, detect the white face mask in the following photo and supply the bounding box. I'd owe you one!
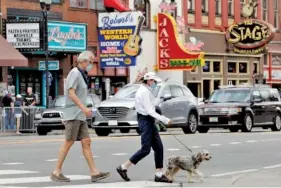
[86,63,93,72]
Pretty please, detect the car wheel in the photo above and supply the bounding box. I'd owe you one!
[37,127,48,136]
[271,113,281,131]
[229,127,240,132]
[95,128,110,136]
[197,127,209,133]
[182,112,198,134]
[120,128,130,133]
[241,113,253,132]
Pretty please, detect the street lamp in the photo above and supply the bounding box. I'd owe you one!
[40,0,51,108]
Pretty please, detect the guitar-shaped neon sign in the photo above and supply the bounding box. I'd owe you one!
[123,15,145,56]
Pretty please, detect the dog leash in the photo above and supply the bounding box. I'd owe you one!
[156,121,194,154]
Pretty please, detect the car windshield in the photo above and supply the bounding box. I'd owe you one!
[52,96,93,107]
[208,89,251,103]
[113,84,160,99]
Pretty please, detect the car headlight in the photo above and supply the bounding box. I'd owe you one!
[34,113,42,120]
[228,108,242,114]
[199,109,204,115]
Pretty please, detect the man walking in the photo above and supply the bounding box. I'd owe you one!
[51,51,110,182]
[116,72,172,183]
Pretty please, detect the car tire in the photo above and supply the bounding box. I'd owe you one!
[120,128,130,133]
[95,128,110,136]
[229,127,240,132]
[182,112,198,134]
[37,127,48,136]
[271,113,281,131]
[241,113,253,132]
[197,127,209,133]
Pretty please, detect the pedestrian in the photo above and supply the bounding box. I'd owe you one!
[23,87,36,106]
[50,51,110,182]
[2,91,14,131]
[14,94,28,135]
[116,72,172,183]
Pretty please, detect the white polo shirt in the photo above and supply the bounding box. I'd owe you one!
[135,84,170,125]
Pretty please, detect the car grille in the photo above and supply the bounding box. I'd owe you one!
[204,108,228,115]
[42,112,61,118]
[98,107,129,119]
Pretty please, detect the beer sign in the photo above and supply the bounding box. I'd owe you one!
[226,19,275,54]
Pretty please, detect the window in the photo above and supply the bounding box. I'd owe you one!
[202,0,208,14]
[170,85,184,97]
[239,80,248,84]
[228,0,233,16]
[209,89,251,103]
[253,90,262,100]
[188,0,195,13]
[274,0,279,28]
[89,0,106,10]
[202,61,210,72]
[270,89,280,101]
[228,62,237,73]
[213,61,221,72]
[182,87,193,97]
[260,90,270,101]
[69,0,87,8]
[134,0,150,27]
[215,0,221,15]
[239,62,247,73]
[228,80,237,85]
[253,62,259,74]
[52,0,61,3]
[262,0,268,21]
[161,86,172,97]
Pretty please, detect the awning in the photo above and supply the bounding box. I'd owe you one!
[0,35,28,67]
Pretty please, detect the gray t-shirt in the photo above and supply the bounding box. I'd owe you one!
[63,67,87,121]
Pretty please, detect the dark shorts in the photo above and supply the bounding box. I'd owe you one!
[64,120,89,141]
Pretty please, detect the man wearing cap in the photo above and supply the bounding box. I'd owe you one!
[116,72,172,183]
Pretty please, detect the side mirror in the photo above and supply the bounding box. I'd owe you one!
[162,94,172,101]
[253,98,262,103]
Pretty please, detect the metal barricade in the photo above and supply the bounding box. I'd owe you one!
[2,107,45,134]
[0,107,2,132]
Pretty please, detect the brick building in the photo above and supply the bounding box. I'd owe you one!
[0,0,130,106]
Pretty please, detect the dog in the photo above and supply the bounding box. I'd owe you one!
[164,150,211,183]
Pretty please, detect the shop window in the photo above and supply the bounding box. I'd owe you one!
[215,0,221,16]
[69,0,87,8]
[239,62,247,73]
[228,62,236,73]
[228,0,234,17]
[202,61,210,72]
[239,80,248,84]
[228,80,237,85]
[213,61,221,73]
[262,0,268,21]
[188,0,195,13]
[274,0,279,28]
[134,0,150,27]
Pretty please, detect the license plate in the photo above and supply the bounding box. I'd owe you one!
[108,120,118,126]
[209,117,218,122]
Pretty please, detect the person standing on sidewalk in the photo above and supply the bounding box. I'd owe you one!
[2,91,14,130]
[51,51,110,182]
[116,72,172,183]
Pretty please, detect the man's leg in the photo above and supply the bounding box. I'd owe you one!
[152,128,172,183]
[79,121,110,182]
[117,116,153,181]
[51,120,79,182]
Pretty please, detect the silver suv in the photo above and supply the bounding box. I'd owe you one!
[92,82,199,136]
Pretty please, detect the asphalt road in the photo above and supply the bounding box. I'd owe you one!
[0,128,281,187]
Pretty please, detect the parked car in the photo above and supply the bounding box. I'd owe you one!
[198,84,281,133]
[92,82,199,136]
[34,94,100,136]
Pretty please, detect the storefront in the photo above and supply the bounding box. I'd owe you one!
[4,20,87,106]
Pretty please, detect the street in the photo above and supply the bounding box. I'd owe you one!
[0,128,281,187]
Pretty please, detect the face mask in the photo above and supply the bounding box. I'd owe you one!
[86,64,93,72]
[150,82,157,90]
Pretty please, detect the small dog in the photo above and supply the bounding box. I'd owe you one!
[164,150,211,183]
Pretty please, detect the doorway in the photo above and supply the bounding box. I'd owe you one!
[213,80,221,90]
[203,80,211,99]
[187,82,201,97]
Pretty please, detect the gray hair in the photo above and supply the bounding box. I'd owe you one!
[77,51,95,63]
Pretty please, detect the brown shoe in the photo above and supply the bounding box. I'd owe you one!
[91,172,110,182]
[50,172,70,182]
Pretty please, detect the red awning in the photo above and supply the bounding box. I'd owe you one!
[0,35,28,67]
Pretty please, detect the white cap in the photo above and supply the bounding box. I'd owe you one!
[143,72,161,82]
[16,94,22,98]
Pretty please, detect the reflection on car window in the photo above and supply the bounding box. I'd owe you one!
[270,89,280,101]
[113,85,140,98]
[260,90,271,101]
[161,86,172,97]
[253,90,261,100]
[182,87,193,96]
[209,89,251,103]
[170,85,184,97]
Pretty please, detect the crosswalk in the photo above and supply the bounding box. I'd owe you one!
[0,169,181,188]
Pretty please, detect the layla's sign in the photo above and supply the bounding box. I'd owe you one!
[48,21,87,52]
[226,19,275,54]
[157,13,204,70]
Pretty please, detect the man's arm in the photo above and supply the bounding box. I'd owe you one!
[142,91,170,125]
[31,94,36,106]
[68,88,88,113]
